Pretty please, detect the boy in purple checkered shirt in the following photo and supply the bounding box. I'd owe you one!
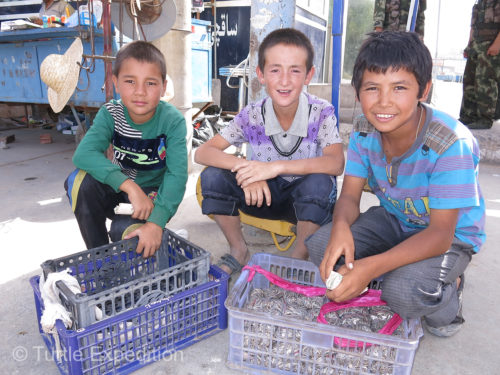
[195,28,344,275]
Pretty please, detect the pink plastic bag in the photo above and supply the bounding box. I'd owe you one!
[243,264,402,348]
[243,265,326,296]
[317,289,403,348]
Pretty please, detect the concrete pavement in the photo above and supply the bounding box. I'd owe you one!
[0,125,499,375]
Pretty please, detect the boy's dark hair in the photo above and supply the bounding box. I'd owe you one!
[113,41,167,79]
[258,28,314,73]
[351,31,432,99]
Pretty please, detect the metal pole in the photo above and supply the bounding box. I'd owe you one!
[407,0,420,32]
[153,0,192,168]
[435,0,441,58]
[331,0,345,124]
[102,0,113,102]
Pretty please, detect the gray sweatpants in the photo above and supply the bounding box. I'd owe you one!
[306,206,474,327]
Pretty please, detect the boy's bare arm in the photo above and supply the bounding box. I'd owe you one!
[319,175,365,281]
[235,143,345,188]
[194,134,246,170]
[327,207,459,302]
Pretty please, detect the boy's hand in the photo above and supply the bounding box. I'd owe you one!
[319,224,355,282]
[242,180,271,207]
[119,179,154,220]
[233,160,279,188]
[124,222,163,258]
[127,188,154,220]
[325,258,375,302]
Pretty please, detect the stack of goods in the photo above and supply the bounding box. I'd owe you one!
[245,285,405,337]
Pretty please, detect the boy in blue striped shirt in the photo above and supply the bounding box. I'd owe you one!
[306,31,485,337]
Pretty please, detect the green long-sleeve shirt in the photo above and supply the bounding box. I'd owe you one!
[73,99,188,228]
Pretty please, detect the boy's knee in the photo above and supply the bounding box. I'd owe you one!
[381,272,439,319]
[297,174,334,197]
[71,172,100,193]
[109,217,144,242]
[381,284,413,318]
[200,167,226,190]
[64,169,82,194]
[294,174,335,225]
[199,167,240,216]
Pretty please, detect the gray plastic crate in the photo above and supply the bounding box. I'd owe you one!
[41,229,210,329]
[225,253,423,375]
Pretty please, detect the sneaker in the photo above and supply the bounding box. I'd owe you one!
[425,275,465,337]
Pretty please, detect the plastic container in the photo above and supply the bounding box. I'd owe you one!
[41,229,210,329]
[30,265,228,375]
[78,4,97,26]
[225,253,423,375]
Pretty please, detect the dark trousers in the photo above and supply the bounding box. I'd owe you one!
[64,169,156,249]
[306,206,474,326]
[200,166,336,226]
[459,40,500,125]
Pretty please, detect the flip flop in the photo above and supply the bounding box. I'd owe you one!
[217,253,244,276]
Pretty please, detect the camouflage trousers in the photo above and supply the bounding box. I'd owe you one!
[459,40,500,127]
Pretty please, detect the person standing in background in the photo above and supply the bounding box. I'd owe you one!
[459,0,500,130]
[31,0,75,25]
[373,0,426,38]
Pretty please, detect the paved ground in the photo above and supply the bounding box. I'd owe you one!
[1,123,499,375]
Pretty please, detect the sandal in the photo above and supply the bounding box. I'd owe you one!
[217,253,244,277]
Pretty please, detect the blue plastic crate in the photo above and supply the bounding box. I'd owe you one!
[225,253,423,375]
[41,229,210,329]
[30,265,228,375]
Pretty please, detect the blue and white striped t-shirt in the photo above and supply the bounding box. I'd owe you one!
[346,103,486,252]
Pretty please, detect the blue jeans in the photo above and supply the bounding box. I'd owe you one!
[200,166,336,225]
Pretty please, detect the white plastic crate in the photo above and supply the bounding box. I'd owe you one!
[225,253,423,375]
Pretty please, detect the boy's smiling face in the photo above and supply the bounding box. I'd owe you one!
[358,67,430,136]
[112,58,166,124]
[257,43,314,117]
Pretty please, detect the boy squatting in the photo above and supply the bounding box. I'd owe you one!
[306,31,486,337]
[195,28,345,275]
[65,41,188,258]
